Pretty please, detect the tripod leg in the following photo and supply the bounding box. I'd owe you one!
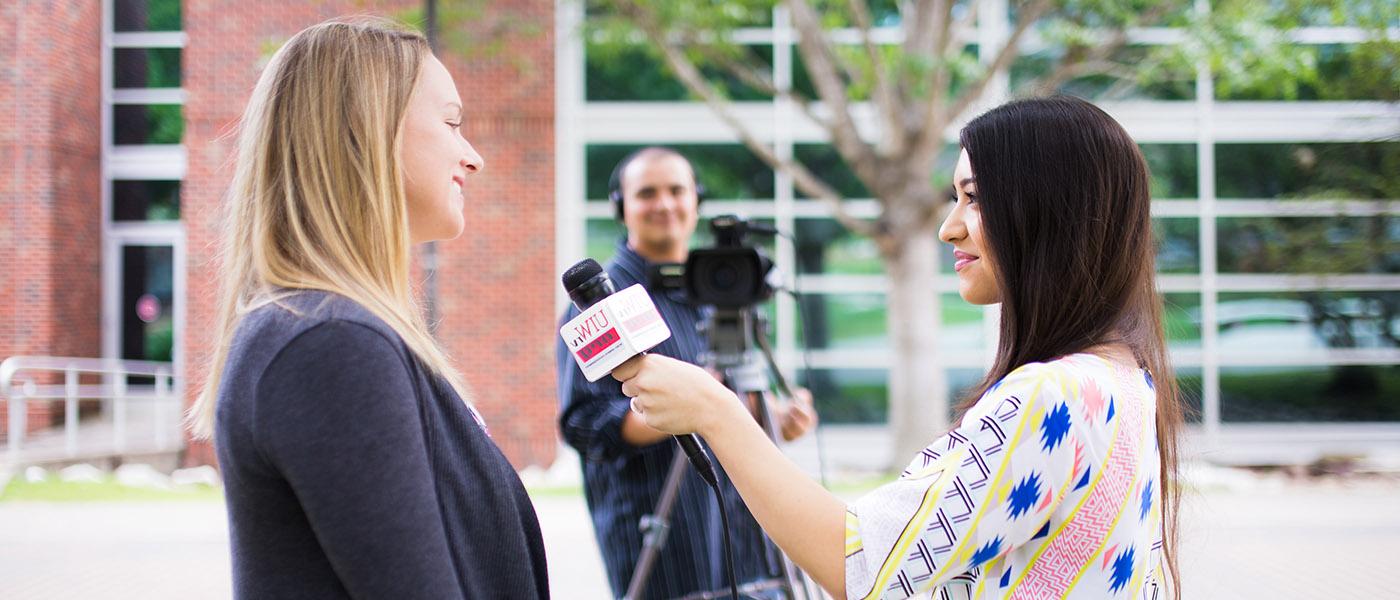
[623,449,691,600]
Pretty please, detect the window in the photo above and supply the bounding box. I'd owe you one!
[1217,291,1399,352]
[1218,217,1397,274]
[1221,365,1400,422]
[1216,142,1400,200]
[114,0,181,32]
[113,48,180,88]
[112,104,183,145]
[112,180,179,221]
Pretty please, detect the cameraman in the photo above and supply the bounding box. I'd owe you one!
[555,147,816,599]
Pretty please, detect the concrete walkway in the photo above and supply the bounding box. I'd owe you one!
[0,475,1397,599]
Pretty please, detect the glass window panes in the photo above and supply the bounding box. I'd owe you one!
[1140,144,1198,199]
[941,293,986,353]
[795,218,882,275]
[1163,292,1202,349]
[793,144,870,199]
[585,41,773,102]
[574,9,1400,431]
[584,2,772,27]
[112,180,180,221]
[1154,218,1200,274]
[949,368,989,422]
[795,293,886,350]
[1010,47,1195,101]
[1217,216,1398,274]
[114,48,181,89]
[586,144,774,200]
[113,104,183,145]
[1217,291,1399,352]
[1221,365,1400,423]
[114,0,181,32]
[120,245,175,364]
[798,368,888,423]
[1216,142,1400,200]
[793,292,982,352]
[1216,44,1400,102]
[584,218,624,262]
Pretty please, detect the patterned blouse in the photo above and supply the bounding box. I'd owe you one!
[845,354,1165,599]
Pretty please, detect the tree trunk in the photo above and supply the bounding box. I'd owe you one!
[885,226,947,471]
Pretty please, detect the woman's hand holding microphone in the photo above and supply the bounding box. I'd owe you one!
[612,354,744,438]
[612,354,848,596]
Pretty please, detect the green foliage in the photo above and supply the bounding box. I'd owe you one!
[395,1,545,73]
[584,0,1396,111]
[1141,144,1199,198]
[1218,142,1400,200]
[587,41,774,101]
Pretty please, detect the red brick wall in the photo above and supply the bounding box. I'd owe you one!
[0,0,103,439]
[434,0,558,468]
[183,1,558,468]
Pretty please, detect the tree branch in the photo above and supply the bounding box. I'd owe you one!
[1020,3,1177,100]
[786,0,881,187]
[626,3,876,238]
[940,0,1052,129]
[679,37,834,131]
[899,0,943,58]
[906,0,957,164]
[847,0,904,155]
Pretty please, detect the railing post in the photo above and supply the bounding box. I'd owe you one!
[65,366,79,457]
[114,372,128,452]
[155,369,170,450]
[6,386,23,465]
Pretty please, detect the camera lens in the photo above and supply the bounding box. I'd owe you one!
[711,265,739,290]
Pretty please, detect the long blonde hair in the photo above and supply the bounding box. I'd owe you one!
[188,17,470,439]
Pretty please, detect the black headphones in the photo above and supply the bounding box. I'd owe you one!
[607,147,707,222]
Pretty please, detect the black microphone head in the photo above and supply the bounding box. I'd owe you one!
[563,258,616,310]
[563,259,604,292]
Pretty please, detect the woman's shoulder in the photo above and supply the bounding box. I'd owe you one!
[1007,353,1113,381]
[978,353,1124,408]
[229,290,411,376]
[242,289,401,343]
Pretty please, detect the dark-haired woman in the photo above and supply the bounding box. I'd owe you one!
[612,96,1184,600]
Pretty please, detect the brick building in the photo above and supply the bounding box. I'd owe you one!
[1,0,559,469]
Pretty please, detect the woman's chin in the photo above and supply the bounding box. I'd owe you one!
[957,280,999,305]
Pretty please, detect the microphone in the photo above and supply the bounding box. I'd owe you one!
[561,259,719,487]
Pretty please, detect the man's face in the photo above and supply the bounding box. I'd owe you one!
[620,154,701,256]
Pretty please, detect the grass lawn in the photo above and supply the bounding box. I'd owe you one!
[0,476,223,503]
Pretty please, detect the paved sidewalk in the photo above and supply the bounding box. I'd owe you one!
[0,475,1396,599]
[1177,478,1400,598]
[0,502,231,599]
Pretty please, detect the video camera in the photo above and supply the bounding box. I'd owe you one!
[682,215,779,308]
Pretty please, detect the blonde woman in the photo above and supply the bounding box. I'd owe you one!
[187,19,548,598]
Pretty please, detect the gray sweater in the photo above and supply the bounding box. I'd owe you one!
[214,291,548,599]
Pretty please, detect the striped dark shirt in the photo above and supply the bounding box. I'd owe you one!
[556,239,782,599]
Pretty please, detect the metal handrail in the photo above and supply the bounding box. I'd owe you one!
[2,356,182,465]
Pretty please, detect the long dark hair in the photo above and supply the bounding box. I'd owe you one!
[957,96,1184,596]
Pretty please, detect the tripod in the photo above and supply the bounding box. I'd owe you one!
[623,306,820,600]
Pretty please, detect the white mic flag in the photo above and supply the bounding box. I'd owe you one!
[559,283,672,382]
